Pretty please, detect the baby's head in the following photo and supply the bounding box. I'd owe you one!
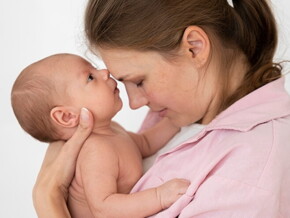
[11,53,122,142]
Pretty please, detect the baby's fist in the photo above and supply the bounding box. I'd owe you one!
[156,178,190,209]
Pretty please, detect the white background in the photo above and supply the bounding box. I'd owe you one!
[0,1,289,217]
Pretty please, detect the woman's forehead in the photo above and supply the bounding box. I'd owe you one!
[99,48,163,78]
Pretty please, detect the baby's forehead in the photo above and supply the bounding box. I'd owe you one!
[37,54,90,76]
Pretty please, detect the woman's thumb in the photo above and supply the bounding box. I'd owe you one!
[63,108,94,155]
[79,107,93,130]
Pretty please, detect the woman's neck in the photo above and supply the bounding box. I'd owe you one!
[200,54,248,125]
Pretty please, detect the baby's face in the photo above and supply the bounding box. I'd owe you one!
[58,55,123,121]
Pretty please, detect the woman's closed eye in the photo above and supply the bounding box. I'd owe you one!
[88,73,94,82]
[136,80,143,87]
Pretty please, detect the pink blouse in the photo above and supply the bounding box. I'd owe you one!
[132,77,290,217]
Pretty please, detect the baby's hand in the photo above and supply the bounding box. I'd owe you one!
[156,178,190,209]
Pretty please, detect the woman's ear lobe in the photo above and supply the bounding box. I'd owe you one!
[50,106,80,128]
[181,26,210,67]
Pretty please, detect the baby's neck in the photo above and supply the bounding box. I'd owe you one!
[92,120,117,136]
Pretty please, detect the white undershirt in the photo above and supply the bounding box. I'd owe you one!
[143,123,205,172]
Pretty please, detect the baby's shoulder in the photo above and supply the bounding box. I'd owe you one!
[79,134,117,157]
[84,133,115,148]
[76,134,120,175]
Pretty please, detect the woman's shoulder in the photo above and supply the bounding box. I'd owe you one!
[202,115,290,188]
[207,77,290,133]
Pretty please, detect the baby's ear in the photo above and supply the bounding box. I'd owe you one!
[50,106,79,128]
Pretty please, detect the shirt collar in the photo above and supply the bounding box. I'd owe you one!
[206,77,290,132]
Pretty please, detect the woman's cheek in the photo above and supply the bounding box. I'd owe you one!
[142,85,153,98]
[145,88,161,104]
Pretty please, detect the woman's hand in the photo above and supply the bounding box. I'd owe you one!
[33,108,94,218]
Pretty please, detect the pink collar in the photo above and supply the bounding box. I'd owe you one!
[207,77,290,132]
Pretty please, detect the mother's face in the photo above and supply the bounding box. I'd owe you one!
[98,48,218,127]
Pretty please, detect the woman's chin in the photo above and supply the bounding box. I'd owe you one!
[170,116,198,128]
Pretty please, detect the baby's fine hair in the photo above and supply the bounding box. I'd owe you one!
[85,0,282,114]
[11,55,64,142]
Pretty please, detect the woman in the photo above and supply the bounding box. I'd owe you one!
[33,0,290,217]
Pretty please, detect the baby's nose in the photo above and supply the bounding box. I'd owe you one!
[98,69,109,80]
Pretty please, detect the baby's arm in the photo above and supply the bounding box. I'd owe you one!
[79,137,189,218]
[128,117,180,157]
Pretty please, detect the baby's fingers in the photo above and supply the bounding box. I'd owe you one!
[175,179,190,194]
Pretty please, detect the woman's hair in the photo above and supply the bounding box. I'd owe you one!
[85,0,282,114]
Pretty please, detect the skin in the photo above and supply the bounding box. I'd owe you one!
[33,108,94,218]
[36,54,190,218]
[98,27,221,126]
[98,27,246,126]
[49,55,123,138]
[33,26,247,217]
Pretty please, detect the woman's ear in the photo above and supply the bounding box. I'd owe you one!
[50,106,80,128]
[180,26,211,68]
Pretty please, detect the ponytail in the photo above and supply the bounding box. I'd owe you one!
[232,0,277,68]
[222,0,282,110]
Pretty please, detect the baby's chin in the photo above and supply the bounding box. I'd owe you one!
[116,102,123,113]
[111,100,123,118]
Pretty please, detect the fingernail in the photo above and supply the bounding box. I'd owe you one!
[80,107,89,122]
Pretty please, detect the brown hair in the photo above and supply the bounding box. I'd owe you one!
[11,58,62,143]
[85,0,282,114]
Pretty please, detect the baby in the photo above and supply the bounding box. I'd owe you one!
[11,54,190,218]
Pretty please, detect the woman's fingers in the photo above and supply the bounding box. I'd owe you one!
[61,108,94,158]
[55,108,94,185]
[34,107,94,194]
[41,141,65,167]
[33,108,94,216]
[40,108,94,170]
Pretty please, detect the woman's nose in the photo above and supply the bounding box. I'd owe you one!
[125,83,148,109]
[98,69,109,80]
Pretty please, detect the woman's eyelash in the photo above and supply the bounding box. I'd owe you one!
[136,80,143,87]
[88,74,94,81]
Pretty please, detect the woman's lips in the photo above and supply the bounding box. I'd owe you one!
[158,108,167,117]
